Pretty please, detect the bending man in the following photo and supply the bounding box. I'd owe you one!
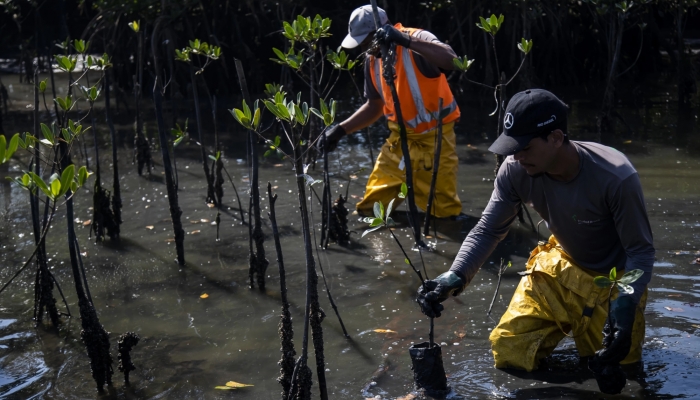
[417,89,654,379]
[322,5,462,218]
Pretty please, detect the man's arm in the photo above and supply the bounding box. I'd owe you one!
[339,97,384,133]
[408,33,458,71]
[610,173,655,303]
[449,164,522,284]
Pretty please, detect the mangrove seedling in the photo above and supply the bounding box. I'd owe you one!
[128,20,153,176]
[233,60,268,291]
[175,39,223,206]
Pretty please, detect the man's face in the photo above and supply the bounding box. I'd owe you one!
[512,133,558,177]
[359,32,376,52]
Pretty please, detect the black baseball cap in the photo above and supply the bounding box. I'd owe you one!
[488,89,569,156]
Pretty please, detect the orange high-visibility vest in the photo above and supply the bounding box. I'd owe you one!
[369,23,460,134]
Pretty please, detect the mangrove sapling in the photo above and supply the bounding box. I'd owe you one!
[174,39,222,205]
[104,61,122,239]
[231,91,329,400]
[267,182,297,399]
[233,59,268,290]
[453,14,536,230]
[271,14,358,244]
[590,266,644,394]
[128,21,153,176]
[486,258,512,316]
[152,18,186,265]
[31,69,60,328]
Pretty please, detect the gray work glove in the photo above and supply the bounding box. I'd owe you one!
[317,124,346,154]
[376,24,412,48]
[416,271,466,318]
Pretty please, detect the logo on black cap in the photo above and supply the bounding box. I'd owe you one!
[504,113,514,130]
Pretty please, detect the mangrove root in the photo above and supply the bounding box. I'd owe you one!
[117,332,140,385]
[79,300,113,392]
[328,195,350,245]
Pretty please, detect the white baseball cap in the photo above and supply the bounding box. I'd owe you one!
[341,5,388,49]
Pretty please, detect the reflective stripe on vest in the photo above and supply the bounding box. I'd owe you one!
[370,24,459,134]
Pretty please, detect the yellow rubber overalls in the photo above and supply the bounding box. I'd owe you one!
[355,120,462,218]
[489,236,647,371]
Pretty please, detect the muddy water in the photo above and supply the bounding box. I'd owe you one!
[1,76,699,399]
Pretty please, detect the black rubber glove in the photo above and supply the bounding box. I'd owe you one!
[318,124,346,153]
[597,296,637,364]
[376,24,412,48]
[416,271,466,318]
[588,296,637,394]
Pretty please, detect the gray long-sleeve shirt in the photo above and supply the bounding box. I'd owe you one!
[449,141,655,303]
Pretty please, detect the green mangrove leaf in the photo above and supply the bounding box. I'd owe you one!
[50,178,61,198]
[40,123,54,145]
[617,282,634,294]
[0,135,5,163]
[369,217,383,227]
[373,201,384,219]
[39,79,47,93]
[399,182,408,198]
[59,164,74,196]
[618,269,644,285]
[386,198,395,218]
[7,133,19,160]
[609,267,617,281]
[361,225,382,238]
[78,166,90,187]
[128,20,140,33]
[593,276,613,289]
[22,173,30,187]
[386,216,395,227]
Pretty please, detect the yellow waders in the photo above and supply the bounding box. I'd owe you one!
[355,121,462,218]
[489,236,647,372]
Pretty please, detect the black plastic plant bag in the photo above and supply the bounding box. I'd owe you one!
[409,341,450,397]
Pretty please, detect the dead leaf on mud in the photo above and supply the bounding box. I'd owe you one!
[665,306,684,312]
[145,226,154,230]
[692,324,700,329]
[165,238,176,242]
[206,203,215,208]
[455,331,466,339]
[190,220,200,224]
[667,294,682,297]
[83,220,92,226]
[692,258,700,265]
[274,164,283,167]
[200,293,209,299]
[373,329,397,334]
[189,230,201,235]
[200,219,210,223]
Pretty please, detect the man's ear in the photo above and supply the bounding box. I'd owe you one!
[550,129,565,147]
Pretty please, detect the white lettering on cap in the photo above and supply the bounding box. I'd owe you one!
[504,113,514,130]
[537,114,557,128]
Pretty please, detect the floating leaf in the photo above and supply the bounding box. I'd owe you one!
[225,381,254,388]
[200,293,209,299]
[373,329,397,334]
[665,306,684,312]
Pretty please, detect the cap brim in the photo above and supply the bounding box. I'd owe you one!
[488,132,537,156]
[341,32,369,49]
